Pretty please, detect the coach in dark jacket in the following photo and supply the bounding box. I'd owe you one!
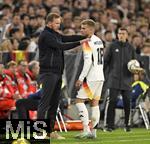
[37,13,86,135]
[39,25,85,75]
[104,28,137,132]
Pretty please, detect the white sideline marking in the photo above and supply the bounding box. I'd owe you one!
[102,134,149,139]
[103,139,150,143]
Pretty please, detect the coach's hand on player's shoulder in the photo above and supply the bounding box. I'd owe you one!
[75,80,82,90]
[80,38,90,44]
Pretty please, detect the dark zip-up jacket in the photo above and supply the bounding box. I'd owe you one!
[38,26,85,74]
[104,40,136,90]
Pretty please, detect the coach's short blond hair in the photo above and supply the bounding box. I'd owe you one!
[81,19,96,28]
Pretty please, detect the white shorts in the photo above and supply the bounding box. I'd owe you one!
[76,81,104,100]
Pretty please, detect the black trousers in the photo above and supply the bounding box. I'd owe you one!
[16,98,39,119]
[106,88,131,128]
[37,72,62,133]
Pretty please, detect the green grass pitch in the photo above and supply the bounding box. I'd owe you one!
[51,128,150,144]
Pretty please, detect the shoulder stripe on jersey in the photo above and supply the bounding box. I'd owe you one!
[82,41,92,52]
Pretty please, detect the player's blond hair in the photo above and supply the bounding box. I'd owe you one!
[81,19,96,28]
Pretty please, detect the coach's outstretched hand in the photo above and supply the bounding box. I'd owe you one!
[80,38,90,44]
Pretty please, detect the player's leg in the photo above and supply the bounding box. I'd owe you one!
[122,90,131,132]
[37,73,59,119]
[47,77,62,133]
[90,81,103,138]
[75,86,92,138]
[76,98,90,133]
[105,88,119,131]
[90,99,100,138]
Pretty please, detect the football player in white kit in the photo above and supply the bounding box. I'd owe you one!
[75,19,104,139]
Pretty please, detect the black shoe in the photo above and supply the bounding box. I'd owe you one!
[124,126,131,132]
[103,127,113,132]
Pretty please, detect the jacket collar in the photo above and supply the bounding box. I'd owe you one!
[118,40,127,46]
[45,26,56,33]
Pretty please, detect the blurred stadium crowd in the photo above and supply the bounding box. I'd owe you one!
[0,0,149,120]
[0,0,149,53]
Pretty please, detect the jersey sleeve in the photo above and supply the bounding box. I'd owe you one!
[79,41,92,81]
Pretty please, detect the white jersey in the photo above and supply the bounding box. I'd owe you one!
[79,35,104,82]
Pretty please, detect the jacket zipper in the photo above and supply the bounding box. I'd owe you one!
[120,43,125,89]
[119,44,123,89]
